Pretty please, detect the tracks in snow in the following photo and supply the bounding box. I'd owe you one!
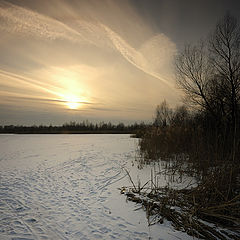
[0,135,147,240]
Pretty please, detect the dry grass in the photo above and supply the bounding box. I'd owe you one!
[120,167,240,239]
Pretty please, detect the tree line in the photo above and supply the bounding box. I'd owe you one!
[0,121,147,134]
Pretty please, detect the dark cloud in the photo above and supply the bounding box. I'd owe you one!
[130,0,240,47]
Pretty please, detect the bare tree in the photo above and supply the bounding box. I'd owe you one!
[175,13,240,166]
[176,13,240,124]
[209,13,240,163]
[175,42,217,117]
[210,14,240,138]
[154,100,172,127]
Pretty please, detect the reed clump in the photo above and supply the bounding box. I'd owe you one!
[121,162,240,239]
[121,102,240,239]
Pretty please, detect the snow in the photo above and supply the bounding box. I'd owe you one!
[0,134,193,240]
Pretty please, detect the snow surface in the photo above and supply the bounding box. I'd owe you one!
[0,134,193,240]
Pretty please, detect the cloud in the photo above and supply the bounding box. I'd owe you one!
[139,34,177,77]
[0,94,92,105]
[0,0,91,42]
[0,0,180,124]
[0,69,61,96]
[0,0,176,88]
[102,24,176,87]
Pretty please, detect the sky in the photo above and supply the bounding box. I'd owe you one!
[0,0,240,125]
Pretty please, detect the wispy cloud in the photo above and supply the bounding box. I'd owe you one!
[0,69,62,96]
[0,0,83,42]
[102,24,176,87]
[0,0,112,47]
[0,0,176,87]
[0,0,179,124]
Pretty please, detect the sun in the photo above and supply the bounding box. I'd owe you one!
[66,101,80,110]
[64,95,81,110]
[58,93,88,110]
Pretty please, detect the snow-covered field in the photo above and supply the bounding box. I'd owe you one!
[0,134,192,240]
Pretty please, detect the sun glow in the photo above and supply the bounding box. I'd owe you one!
[64,95,82,110]
[66,101,80,110]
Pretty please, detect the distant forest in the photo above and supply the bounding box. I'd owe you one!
[0,121,147,134]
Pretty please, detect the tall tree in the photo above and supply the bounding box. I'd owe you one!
[176,12,240,167]
[209,13,240,130]
[175,42,216,116]
[210,13,240,163]
[176,13,240,127]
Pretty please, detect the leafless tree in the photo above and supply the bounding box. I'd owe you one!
[176,13,240,118]
[175,13,240,164]
[154,100,172,127]
[209,13,240,162]
[175,42,217,117]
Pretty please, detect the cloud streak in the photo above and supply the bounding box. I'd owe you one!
[0,0,85,42]
[0,0,176,87]
[0,69,62,96]
[102,24,176,88]
[0,0,179,124]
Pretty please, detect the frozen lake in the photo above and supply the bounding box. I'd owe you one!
[0,134,191,240]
